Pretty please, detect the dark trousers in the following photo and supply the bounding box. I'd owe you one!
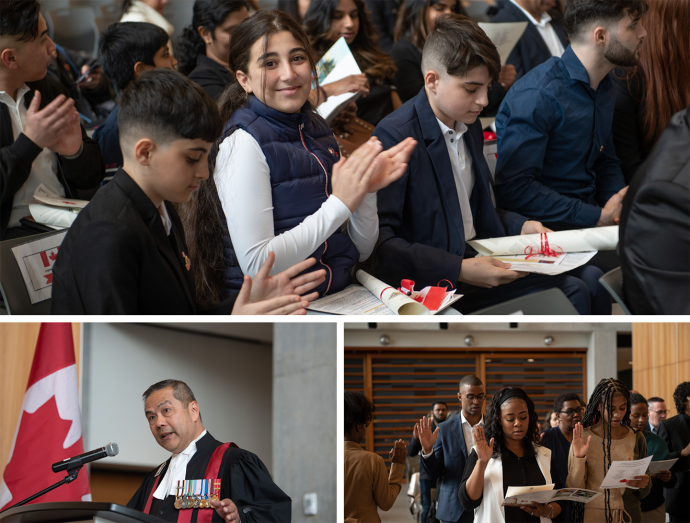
[454,264,611,315]
[420,477,432,523]
[589,250,621,275]
[442,510,474,523]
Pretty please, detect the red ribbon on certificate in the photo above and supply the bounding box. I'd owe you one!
[524,233,562,259]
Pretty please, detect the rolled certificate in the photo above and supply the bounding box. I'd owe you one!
[356,270,429,315]
[468,226,619,257]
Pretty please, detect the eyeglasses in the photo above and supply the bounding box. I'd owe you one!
[650,409,669,416]
[464,394,486,402]
[559,408,584,416]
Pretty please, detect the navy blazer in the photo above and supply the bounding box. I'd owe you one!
[419,415,470,522]
[492,2,569,80]
[372,88,527,289]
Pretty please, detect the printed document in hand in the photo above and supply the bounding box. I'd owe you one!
[478,22,528,65]
[11,231,67,304]
[503,485,602,506]
[489,251,598,275]
[600,455,653,489]
[306,270,462,315]
[30,184,88,229]
[647,458,678,474]
[315,37,363,123]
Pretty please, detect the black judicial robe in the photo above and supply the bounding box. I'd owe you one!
[127,432,291,522]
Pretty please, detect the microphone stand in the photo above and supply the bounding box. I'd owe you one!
[0,463,83,513]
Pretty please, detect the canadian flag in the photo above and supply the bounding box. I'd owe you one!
[0,323,91,510]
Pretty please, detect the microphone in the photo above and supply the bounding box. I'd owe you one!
[51,442,119,473]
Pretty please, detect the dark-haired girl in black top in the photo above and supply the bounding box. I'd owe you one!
[459,387,563,523]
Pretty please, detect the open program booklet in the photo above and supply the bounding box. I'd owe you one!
[315,37,363,124]
[502,485,602,506]
[307,270,462,315]
[29,184,89,229]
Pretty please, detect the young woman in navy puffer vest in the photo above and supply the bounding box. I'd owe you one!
[186,10,415,303]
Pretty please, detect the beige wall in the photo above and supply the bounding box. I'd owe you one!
[633,323,690,409]
[0,323,81,478]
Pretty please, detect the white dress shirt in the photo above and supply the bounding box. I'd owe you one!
[510,0,565,58]
[158,202,172,236]
[0,85,62,228]
[460,412,484,457]
[153,430,207,500]
[436,118,476,241]
[215,129,378,277]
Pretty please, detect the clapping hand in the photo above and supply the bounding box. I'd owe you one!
[389,439,407,464]
[417,415,439,455]
[366,137,417,193]
[473,425,494,463]
[24,92,82,156]
[210,498,239,522]
[571,423,591,458]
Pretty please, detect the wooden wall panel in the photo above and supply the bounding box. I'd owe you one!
[0,323,81,479]
[680,324,690,363]
[632,324,653,372]
[89,468,146,506]
[653,324,677,366]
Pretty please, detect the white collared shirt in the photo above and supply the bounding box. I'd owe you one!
[153,430,207,499]
[0,85,62,228]
[158,203,172,236]
[436,118,476,241]
[509,0,565,58]
[460,412,484,457]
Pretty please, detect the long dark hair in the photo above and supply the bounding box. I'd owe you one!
[483,387,541,460]
[393,0,464,49]
[304,0,396,84]
[176,0,249,76]
[573,378,631,523]
[179,10,319,303]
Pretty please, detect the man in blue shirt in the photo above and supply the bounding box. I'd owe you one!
[495,0,647,237]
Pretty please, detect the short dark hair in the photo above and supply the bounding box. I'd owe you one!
[118,69,223,150]
[647,396,664,405]
[422,14,500,82]
[629,392,647,406]
[98,22,170,90]
[0,0,41,42]
[345,391,374,434]
[142,379,202,422]
[673,382,690,415]
[563,0,648,43]
[459,375,483,390]
[553,392,583,412]
[432,401,448,409]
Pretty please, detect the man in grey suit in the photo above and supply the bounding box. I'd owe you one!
[418,376,486,523]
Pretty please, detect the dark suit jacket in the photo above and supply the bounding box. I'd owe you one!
[188,54,232,102]
[491,2,569,80]
[618,106,690,315]
[51,169,203,314]
[0,76,105,239]
[658,414,690,517]
[419,415,471,522]
[372,88,527,289]
[91,105,122,169]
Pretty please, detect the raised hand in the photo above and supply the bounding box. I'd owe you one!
[571,423,591,458]
[331,138,383,212]
[210,498,239,522]
[473,425,494,463]
[418,415,439,455]
[24,92,82,156]
[389,439,407,464]
[366,138,417,193]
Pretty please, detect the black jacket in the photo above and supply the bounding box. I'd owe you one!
[618,106,690,315]
[188,54,232,102]
[491,3,569,80]
[0,76,105,239]
[658,414,690,517]
[51,169,232,315]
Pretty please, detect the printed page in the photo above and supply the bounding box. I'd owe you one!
[468,227,619,256]
[307,286,396,315]
[33,183,89,209]
[29,204,78,229]
[490,251,598,275]
[648,458,678,474]
[600,456,653,489]
[503,484,554,506]
[478,22,528,65]
[11,231,68,304]
[550,488,602,504]
[315,37,363,123]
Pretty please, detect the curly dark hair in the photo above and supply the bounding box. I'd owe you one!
[345,391,374,434]
[673,382,690,415]
[553,392,583,413]
[483,387,541,459]
[573,378,631,523]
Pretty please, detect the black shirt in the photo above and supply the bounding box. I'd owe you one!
[356,78,395,126]
[458,448,562,523]
[188,54,233,102]
[611,67,646,184]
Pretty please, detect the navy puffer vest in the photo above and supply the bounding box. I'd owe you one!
[212,95,359,298]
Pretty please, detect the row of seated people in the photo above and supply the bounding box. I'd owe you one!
[0,0,687,314]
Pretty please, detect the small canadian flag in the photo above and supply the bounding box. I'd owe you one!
[0,324,91,510]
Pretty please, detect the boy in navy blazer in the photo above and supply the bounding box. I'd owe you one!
[372,15,610,314]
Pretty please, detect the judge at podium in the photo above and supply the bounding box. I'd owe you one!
[126,380,291,522]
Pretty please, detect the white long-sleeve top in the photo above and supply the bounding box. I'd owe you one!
[215,129,379,277]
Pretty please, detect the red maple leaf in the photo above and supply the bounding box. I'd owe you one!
[48,251,58,262]
[1,396,90,509]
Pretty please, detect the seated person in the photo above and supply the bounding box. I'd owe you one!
[93,22,177,169]
[495,0,647,273]
[0,0,105,241]
[372,15,611,315]
[491,0,569,80]
[52,69,326,315]
[176,0,251,101]
[120,0,174,36]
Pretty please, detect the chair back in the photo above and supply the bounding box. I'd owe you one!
[599,267,632,315]
[470,288,580,315]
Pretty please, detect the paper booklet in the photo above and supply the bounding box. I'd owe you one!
[478,22,528,65]
[306,270,462,315]
[315,37,363,124]
[648,458,678,474]
[600,455,653,489]
[488,251,598,276]
[30,184,88,229]
[503,485,602,506]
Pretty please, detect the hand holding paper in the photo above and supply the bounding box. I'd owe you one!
[600,455,652,489]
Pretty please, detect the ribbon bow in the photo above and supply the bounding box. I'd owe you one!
[524,233,562,259]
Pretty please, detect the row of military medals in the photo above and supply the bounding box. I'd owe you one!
[174,479,220,510]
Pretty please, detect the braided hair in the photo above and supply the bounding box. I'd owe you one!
[573,378,631,523]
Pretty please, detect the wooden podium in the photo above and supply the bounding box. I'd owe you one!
[0,502,165,523]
